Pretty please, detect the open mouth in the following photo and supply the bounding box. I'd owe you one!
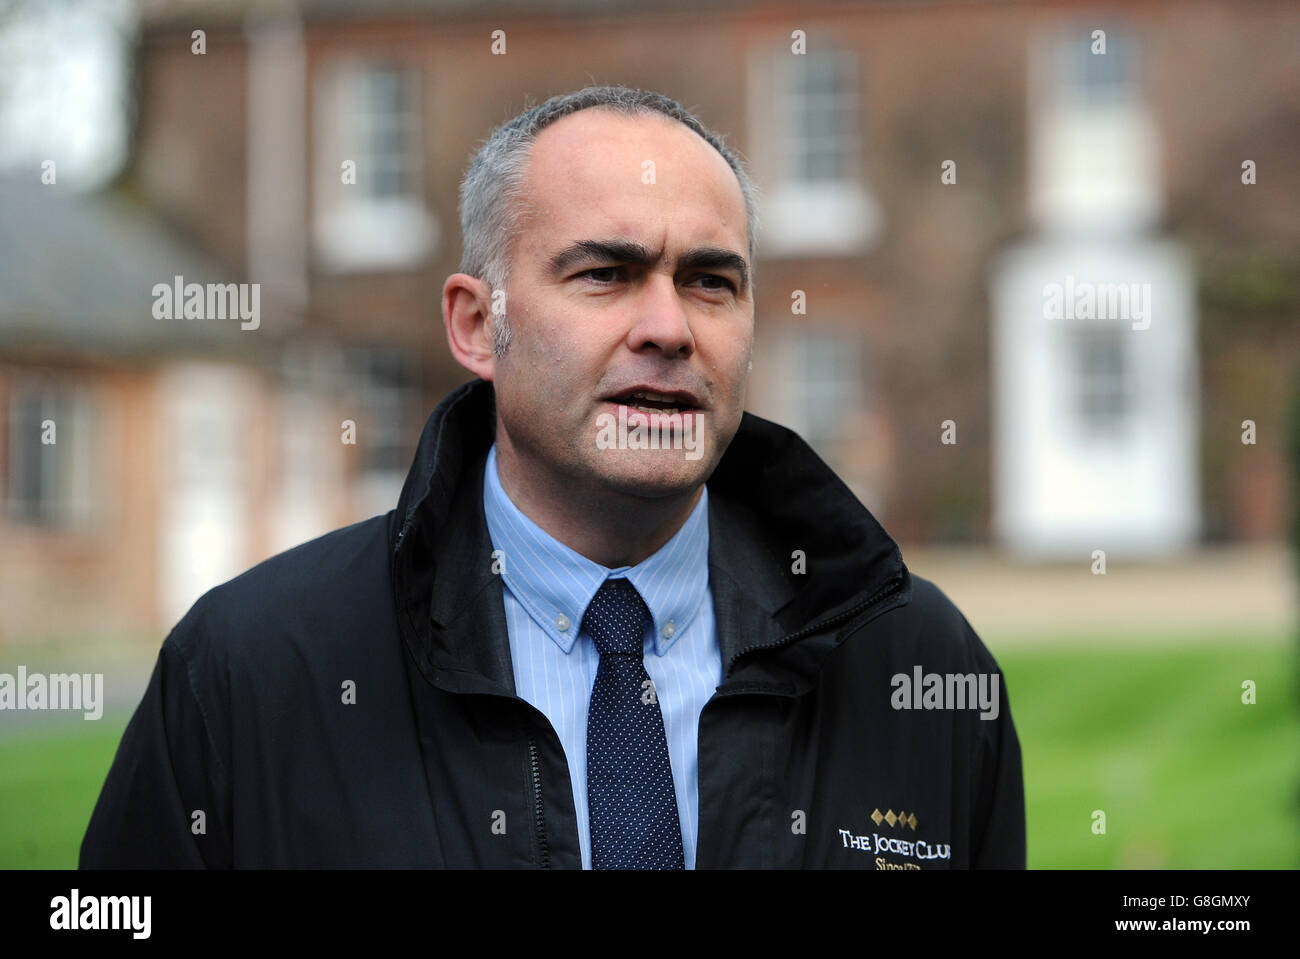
[607,389,699,416]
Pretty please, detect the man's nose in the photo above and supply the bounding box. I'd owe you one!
[625,274,696,358]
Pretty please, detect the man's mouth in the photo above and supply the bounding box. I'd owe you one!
[606,388,701,416]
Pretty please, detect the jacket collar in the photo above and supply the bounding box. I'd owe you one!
[390,378,911,700]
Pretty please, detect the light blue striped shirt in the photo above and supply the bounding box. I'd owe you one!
[481,443,721,869]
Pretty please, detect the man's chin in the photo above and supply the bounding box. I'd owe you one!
[586,450,714,499]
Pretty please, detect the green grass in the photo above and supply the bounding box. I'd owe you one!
[1,642,1297,868]
[997,642,1300,868]
[0,716,129,869]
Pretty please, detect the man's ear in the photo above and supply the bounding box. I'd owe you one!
[443,273,498,381]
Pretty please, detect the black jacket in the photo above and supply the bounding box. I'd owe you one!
[81,378,1025,869]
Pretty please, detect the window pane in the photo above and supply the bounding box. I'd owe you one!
[342,63,421,202]
[1072,326,1133,435]
[788,333,862,466]
[782,50,857,183]
[1059,32,1134,104]
[346,348,422,474]
[5,382,94,527]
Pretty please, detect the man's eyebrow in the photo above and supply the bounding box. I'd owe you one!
[547,238,750,294]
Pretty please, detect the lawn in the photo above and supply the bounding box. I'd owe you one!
[1000,639,1299,868]
[0,715,130,869]
[1,641,1296,868]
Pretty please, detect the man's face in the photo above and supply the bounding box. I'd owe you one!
[488,108,754,500]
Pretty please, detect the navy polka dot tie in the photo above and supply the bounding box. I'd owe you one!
[584,578,685,869]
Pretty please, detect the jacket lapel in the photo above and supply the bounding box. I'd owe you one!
[704,410,912,695]
[391,379,516,699]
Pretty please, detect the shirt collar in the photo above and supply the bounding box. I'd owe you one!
[482,443,710,656]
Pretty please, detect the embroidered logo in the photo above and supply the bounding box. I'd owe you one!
[836,807,951,868]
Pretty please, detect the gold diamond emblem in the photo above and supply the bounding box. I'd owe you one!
[907,813,918,830]
[871,808,883,826]
[885,809,898,827]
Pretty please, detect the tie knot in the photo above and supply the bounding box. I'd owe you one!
[582,578,650,657]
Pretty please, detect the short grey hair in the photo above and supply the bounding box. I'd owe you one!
[457,85,761,356]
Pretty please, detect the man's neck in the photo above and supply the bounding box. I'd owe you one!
[492,444,703,569]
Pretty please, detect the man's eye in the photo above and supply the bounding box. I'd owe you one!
[694,274,737,293]
[576,268,735,292]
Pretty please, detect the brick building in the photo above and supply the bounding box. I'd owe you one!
[2,0,1296,640]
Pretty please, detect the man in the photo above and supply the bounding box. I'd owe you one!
[82,85,1025,869]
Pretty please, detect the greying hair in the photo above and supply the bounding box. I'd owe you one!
[457,85,761,356]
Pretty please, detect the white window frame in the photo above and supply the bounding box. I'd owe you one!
[4,375,99,530]
[783,328,866,466]
[312,57,438,272]
[749,43,881,256]
[1027,23,1159,234]
[345,346,423,517]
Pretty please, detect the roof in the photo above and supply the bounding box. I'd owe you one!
[0,176,269,363]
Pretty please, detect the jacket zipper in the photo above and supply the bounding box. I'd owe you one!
[726,570,907,677]
[527,736,551,869]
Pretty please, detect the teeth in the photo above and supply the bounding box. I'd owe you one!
[624,390,687,405]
